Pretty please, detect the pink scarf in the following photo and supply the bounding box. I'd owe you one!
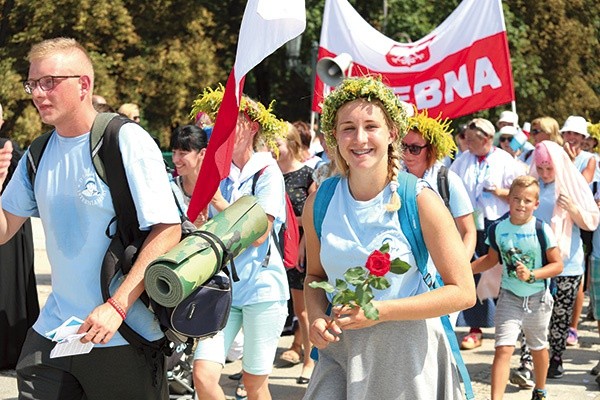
[529,140,599,258]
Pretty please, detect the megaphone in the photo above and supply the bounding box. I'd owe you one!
[316,53,353,87]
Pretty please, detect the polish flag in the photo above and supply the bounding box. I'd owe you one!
[313,0,514,119]
[187,0,306,221]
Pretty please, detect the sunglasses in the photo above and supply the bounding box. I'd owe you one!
[401,143,428,155]
[499,136,512,143]
[530,128,544,135]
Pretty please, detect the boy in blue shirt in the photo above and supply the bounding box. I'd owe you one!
[472,175,563,400]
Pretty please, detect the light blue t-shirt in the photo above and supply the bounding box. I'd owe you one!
[2,123,181,347]
[319,178,433,302]
[422,161,474,218]
[534,180,584,276]
[487,217,556,297]
[214,153,289,307]
[574,150,594,175]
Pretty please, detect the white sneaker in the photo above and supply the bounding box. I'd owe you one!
[509,366,535,389]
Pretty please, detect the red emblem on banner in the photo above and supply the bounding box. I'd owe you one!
[386,36,435,67]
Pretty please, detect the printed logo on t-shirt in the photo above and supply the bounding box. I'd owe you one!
[78,172,105,206]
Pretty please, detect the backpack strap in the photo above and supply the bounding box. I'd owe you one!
[26,130,54,190]
[313,175,340,240]
[396,172,431,283]
[436,165,451,209]
[535,218,556,294]
[90,112,121,184]
[251,166,280,262]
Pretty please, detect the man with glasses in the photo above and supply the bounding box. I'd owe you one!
[0,37,181,399]
[450,118,521,351]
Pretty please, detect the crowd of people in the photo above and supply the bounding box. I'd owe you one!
[1,36,600,400]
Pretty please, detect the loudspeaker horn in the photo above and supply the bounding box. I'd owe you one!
[316,53,353,87]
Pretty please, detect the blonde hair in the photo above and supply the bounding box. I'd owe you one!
[283,123,303,161]
[118,103,140,120]
[28,37,94,81]
[531,116,563,146]
[509,175,540,199]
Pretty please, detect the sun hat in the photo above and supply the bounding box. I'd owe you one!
[498,125,517,136]
[560,115,589,138]
[497,110,519,127]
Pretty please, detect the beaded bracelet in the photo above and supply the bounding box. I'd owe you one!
[107,298,127,320]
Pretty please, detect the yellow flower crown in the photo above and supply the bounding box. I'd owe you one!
[320,76,409,149]
[588,122,600,149]
[408,108,457,159]
[190,84,287,154]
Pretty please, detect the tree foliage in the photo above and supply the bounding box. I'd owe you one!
[0,0,598,148]
[0,0,221,147]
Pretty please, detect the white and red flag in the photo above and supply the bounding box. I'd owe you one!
[312,0,514,119]
[187,0,306,221]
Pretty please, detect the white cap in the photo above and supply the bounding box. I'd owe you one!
[498,110,519,127]
[498,125,517,136]
[560,115,589,138]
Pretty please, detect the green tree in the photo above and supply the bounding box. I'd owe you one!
[1,0,598,149]
[0,0,221,147]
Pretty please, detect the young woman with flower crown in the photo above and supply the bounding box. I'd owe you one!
[302,77,476,399]
[189,86,290,400]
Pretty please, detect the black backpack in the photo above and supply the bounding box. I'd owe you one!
[26,113,237,356]
[26,113,176,352]
[437,165,451,209]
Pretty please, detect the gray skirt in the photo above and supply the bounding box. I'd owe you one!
[304,318,462,400]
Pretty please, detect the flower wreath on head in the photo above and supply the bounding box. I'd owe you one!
[588,122,600,151]
[408,108,457,160]
[189,84,287,156]
[320,76,409,150]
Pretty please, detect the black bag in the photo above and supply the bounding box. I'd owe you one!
[156,270,232,341]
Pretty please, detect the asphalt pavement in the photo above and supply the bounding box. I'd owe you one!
[1,217,600,399]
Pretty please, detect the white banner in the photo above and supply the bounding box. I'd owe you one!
[313,0,514,119]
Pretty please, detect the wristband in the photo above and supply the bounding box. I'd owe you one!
[527,271,536,284]
[107,298,127,320]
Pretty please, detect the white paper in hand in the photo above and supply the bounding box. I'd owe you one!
[45,316,94,358]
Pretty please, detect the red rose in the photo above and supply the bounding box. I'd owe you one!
[365,250,391,277]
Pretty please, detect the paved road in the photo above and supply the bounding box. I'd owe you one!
[2,218,600,399]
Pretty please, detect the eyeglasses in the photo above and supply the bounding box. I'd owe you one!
[400,143,428,155]
[499,136,512,143]
[468,122,490,137]
[530,129,544,135]
[23,75,81,95]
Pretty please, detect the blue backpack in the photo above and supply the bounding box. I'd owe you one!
[313,171,474,400]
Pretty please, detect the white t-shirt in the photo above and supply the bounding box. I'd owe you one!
[450,148,521,227]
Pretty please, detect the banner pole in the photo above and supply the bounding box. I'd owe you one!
[511,100,517,115]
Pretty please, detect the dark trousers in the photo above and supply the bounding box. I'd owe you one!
[16,329,168,400]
